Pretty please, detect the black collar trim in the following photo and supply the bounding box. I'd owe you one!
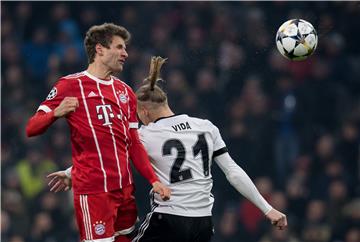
[153,114,184,123]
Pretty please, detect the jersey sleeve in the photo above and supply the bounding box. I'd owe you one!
[129,128,159,184]
[214,153,273,214]
[126,86,139,129]
[209,121,228,158]
[37,78,72,113]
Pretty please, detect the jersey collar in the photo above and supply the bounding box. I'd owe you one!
[153,114,185,123]
[84,71,114,85]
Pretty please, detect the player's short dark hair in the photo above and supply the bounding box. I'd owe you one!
[136,56,167,104]
[84,23,131,64]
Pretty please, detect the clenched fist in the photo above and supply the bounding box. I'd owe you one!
[54,97,79,117]
[266,208,288,230]
[152,181,171,201]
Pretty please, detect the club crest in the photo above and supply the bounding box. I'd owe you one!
[93,221,106,235]
[119,93,128,103]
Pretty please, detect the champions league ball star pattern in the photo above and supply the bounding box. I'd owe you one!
[276,19,318,61]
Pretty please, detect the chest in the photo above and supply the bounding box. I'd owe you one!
[73,81,131,125]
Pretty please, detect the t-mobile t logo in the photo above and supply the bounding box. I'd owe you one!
[96,104,121,126]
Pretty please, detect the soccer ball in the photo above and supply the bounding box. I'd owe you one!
[276,19,318,61]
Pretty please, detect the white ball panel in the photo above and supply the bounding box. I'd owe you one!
[278,19,293,32]
[276,40,286,56]
[298,22,312,35]
[299,19,315,30]
[305,34,317,49]
[293,44,308,56]
[282,37,296,52]
[283,23,298,36]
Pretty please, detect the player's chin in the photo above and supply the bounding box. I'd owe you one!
[112,64,123,73]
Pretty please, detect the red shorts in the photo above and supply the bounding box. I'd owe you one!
[74,184,138,241]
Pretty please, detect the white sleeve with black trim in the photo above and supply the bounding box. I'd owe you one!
[210,122,227,152]
[214,151,273,215]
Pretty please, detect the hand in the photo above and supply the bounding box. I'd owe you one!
[265,208,287,230]
[47,170,72,192]
[152,181,171,201]
[54,97,79,117]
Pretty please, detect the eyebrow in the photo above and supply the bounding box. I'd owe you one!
[116,43,126,49]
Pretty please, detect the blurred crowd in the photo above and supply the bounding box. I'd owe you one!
[1,2,360,242]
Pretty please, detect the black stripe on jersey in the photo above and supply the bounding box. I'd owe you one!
[150,190,158,209]
[153,113,187,123]
[213,147,228,158]
[153,114,176,123]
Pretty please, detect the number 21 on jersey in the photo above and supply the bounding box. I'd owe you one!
[162,134,209,183]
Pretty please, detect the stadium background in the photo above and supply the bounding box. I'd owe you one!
[1,2,360,242]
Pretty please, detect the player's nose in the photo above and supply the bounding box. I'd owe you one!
[121,49,128,58]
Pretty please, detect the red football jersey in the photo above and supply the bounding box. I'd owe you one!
[38,71,139,194]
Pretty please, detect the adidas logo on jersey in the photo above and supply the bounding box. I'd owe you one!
[88,91,98,97]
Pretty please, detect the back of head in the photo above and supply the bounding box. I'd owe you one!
[136,56,168,108]
[84,23,131,64]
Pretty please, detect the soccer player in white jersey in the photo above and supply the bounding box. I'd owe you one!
[49,56,287,242]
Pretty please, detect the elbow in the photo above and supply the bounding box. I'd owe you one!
[227,172,242,185]
[227,172,237,182]
[25,121,38,137]
[26,124,35,137]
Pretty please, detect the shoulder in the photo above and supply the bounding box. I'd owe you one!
[62,71,86,80]
[187,116,220,136]
[188,116,215,129]
[112,76,133,90]
[112,76,136,95]
[55,72,85,85]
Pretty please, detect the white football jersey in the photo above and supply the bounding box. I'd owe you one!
[138,114,227,217]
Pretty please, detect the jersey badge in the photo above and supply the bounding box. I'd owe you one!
[46,87,57,100]
[93,221,106,235]
[119,93,128,103]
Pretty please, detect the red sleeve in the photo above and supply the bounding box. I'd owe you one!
[37,78,71,113]
[129,128,159,184]
[26,77,71,137]
[26,111,58,137]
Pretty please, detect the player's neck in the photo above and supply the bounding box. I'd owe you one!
[151,106,174,122]
[87,62,113,80]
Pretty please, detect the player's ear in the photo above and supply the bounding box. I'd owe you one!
[95,43,104,56]
[138,105,147,116]
[142,107,149,116]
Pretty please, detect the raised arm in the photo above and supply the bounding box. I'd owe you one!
[26,78,78,137]
[26,97,79,137]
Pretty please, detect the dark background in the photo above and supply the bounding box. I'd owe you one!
[1,2,360,242]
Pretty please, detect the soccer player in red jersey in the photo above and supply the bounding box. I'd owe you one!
[26,23,171,242]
